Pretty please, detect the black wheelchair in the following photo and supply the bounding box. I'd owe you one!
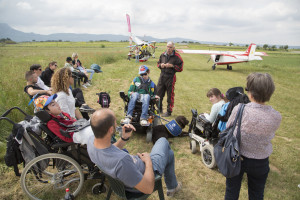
[188,109,220,169]
[119,91,161,143]
[1,107,107,200]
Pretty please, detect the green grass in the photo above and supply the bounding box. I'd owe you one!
[0,42,299,200]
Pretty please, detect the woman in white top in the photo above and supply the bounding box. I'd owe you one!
[51,67,83,119]
[203,88,225,124]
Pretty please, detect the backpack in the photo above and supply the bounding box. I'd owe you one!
[4,124,25,176]
[97,92,111,108]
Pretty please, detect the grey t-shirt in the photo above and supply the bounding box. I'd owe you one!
[87,136,145,189]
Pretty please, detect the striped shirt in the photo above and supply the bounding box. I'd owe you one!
[227,102,282,159]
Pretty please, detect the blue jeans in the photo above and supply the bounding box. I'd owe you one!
[150,137,178,190]
[85,69,95,80]
[127,93,150,120]
[225,156,270,200]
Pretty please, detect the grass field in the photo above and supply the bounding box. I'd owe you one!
[0,42,299,200]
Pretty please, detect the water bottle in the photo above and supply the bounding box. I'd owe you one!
[64,188,75,200]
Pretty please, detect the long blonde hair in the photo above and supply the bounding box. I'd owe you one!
[51,68,72,95]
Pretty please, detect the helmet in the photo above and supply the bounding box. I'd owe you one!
[90,64,102,73]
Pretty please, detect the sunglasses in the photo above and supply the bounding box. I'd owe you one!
[140,73,148,76]
[38,68,42,71]
[245,87,249,91]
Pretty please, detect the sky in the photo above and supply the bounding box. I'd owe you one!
[0,0,299,46]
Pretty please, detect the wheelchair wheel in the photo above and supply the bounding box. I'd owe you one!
[92,183,107,195]
[146,126,153,143]
[190,140,197,154]
[201,144,217,169]
[21,153,84,200]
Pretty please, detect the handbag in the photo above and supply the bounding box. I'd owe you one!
[214,103,245,178]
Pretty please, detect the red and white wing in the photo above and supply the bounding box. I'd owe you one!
[177,49,237,58]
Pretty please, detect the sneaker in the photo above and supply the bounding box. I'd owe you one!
[79,104,95,112]
[167,182,182,197]
[82,84,87,88]
[162,112,171,117]
[84,82,91,87]
[140,119,148,126]
[88,80,92,85]
[122,116,132,124]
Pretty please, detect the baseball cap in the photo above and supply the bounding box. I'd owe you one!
[139,65,149,74]
[34,94,57,109]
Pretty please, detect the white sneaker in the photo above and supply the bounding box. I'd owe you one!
[123,117,131,124]
[167,182,182,197]
[140,119,148,126]
[85,82,91,87]
[82,84,87,88]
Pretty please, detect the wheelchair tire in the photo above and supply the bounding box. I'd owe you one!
[190,140,197,154]
[21,153,84,200]
[146,126,153,143]
[92,183,107,195]
[201,144,217,169]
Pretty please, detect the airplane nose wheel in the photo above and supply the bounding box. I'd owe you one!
[212,64,216,70]
[227,65,232,70]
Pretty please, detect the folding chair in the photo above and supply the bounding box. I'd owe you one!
[103,172,164,200]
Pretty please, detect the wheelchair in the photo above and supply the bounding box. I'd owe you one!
[119,91,161,143]
[188,109,220,169]
[0,107,107,200]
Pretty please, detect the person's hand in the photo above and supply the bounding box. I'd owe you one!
[46,90,52,95]
[166,63,174,68]
[122,123,136,139]
[137,152,152,165]
[160,63,165,68]
[155,95,160,101]
[130,92,133,96]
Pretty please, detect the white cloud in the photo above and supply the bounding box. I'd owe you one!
[0,0,299,45]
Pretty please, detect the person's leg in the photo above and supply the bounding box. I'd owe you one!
[225,160,245,200]
[78,72,88,83]
[156,76,166,113]
[86,69,95,80]
[126,92,139,117]
[72,88,85,107]
[166,75,176,114]
[140,94,150,119]
[246,157,270,200]
[150,137,178,190]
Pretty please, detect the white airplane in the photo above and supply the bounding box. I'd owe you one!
[126,14,157,62]
[177,43,268,70]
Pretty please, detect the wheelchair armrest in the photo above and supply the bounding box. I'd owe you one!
[51,142,75,149]
[60,129,72,138]
[198,114,212,125]
[119,91,129,102]
[191,109,198,117]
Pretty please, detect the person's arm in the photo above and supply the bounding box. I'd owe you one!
[206,103,220,123]
[113,124,136,149]
[27,86,51,96]
[134,152,155,194]
[75,109,83,119]
[127,78,137,97]
[157,54,163,69]
[173,53,184,72]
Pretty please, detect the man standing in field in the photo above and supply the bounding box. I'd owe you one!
[157,41,183,117]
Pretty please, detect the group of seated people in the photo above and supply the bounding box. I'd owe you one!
[24,60,281,199]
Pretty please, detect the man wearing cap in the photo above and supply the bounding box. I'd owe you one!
[123,65,159,126]
[157,41,183,117]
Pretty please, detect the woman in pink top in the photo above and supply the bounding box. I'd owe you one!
[225,73,282,200]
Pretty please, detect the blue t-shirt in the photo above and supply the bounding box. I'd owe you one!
[87,136,145,190]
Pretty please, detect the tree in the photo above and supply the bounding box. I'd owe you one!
[271,45,277,51]
[229,42,233,46]
[263,44,269,50]
[284,45,288,51]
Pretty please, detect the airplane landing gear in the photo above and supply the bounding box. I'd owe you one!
[212,64,216,70]
[227,65,232,70]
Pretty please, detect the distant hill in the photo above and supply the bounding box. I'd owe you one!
[1,23,299,49]
[0,23,222,44]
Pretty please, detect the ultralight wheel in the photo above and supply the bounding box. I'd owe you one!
[212,64,216,70]
[92,183,107,195]
[21,153,84,200]
[190,140,197,154]
[201,144,217,169]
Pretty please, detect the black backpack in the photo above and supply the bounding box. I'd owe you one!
[4,124,24,176]
[97,92,111,108]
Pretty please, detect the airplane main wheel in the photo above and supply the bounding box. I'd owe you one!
[212,64,216,70]
[201,144,217,169]
[229,65,232,70]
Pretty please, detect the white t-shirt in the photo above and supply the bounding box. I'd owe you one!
[56,88,76,118]
[37,77,50,90]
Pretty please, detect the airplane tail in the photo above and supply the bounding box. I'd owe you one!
[126,14,133,49]
[245,43,256,60]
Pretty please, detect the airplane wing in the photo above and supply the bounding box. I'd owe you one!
[177,49,237,58]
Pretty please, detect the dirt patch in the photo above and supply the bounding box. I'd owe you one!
[276,136,292,142]
[269,164,281,174]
